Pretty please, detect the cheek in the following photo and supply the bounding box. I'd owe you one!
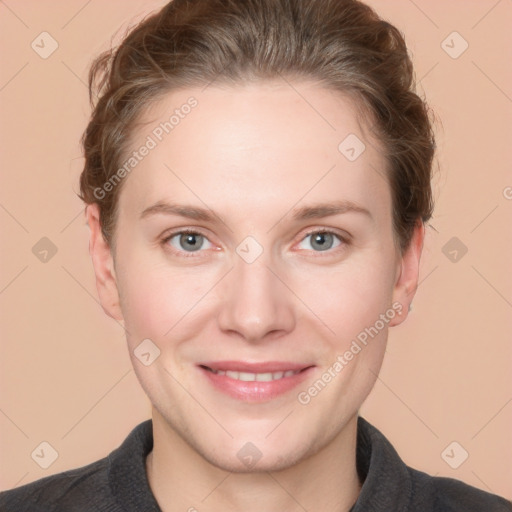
[117,257,219,346]
[293,252,396,341]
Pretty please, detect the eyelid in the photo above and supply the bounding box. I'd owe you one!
[299,226,351,241]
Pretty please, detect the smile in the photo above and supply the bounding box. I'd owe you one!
[198,362,314,402]
[203,367,302,381]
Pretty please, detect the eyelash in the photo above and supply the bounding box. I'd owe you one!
[160,227,350,258]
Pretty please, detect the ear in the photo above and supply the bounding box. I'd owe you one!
[85,204,124,322]
[389,221,425,327]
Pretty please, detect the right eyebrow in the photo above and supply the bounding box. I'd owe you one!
[140,201,215,222]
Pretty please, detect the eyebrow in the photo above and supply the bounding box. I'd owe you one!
[291,200,372,220]
[140,199,372,222]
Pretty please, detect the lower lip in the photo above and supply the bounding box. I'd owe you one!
[198,366,315,402]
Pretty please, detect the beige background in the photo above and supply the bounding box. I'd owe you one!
[1,0,511,501]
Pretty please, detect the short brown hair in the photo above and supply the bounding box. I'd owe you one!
[78,0,435,253]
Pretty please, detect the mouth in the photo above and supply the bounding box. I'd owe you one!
[201,365,306,381]
[197,361,315,402]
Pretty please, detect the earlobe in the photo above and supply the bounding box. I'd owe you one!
[389,221,425,327]
[85,204,124,322]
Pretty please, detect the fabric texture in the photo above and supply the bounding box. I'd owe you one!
[1,416,510,511]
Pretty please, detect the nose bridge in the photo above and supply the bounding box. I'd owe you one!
[216,247,295,341]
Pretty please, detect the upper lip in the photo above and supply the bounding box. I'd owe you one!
[199,361,314,373]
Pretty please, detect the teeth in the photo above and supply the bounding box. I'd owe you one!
[209,368,301,381]
[256,372,273,382]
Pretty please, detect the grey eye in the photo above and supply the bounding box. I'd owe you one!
[298,232,342,252]
[168,232,212,252]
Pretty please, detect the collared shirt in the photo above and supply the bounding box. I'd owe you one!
[1,416,510,511]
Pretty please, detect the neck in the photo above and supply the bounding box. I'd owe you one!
[146,410,361,512]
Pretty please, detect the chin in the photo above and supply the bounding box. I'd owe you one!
[202,444,309,474]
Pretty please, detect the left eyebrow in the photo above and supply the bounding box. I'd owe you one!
[290,200,372,221]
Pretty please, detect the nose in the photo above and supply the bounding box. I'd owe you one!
[216,252,296,343]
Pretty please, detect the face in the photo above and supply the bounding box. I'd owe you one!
[87,80,423,472]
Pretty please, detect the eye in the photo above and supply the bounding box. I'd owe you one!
[161,228,347,256]
[297,230,345,252]
[162,230,213,254]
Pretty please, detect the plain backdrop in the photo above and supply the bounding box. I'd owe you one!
[0,0,511,500]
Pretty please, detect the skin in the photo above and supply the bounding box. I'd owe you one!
[86,80,424,512]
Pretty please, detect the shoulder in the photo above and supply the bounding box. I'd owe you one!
[355,417,512,511]
[0,456,113,512]
[0,420,154,512]
[408,466,512,511]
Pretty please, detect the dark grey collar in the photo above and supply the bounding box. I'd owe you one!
[108,415,414,512]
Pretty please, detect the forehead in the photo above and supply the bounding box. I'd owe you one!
[117,81,390,222]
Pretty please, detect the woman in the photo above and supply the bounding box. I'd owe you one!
[2,0,510,510]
